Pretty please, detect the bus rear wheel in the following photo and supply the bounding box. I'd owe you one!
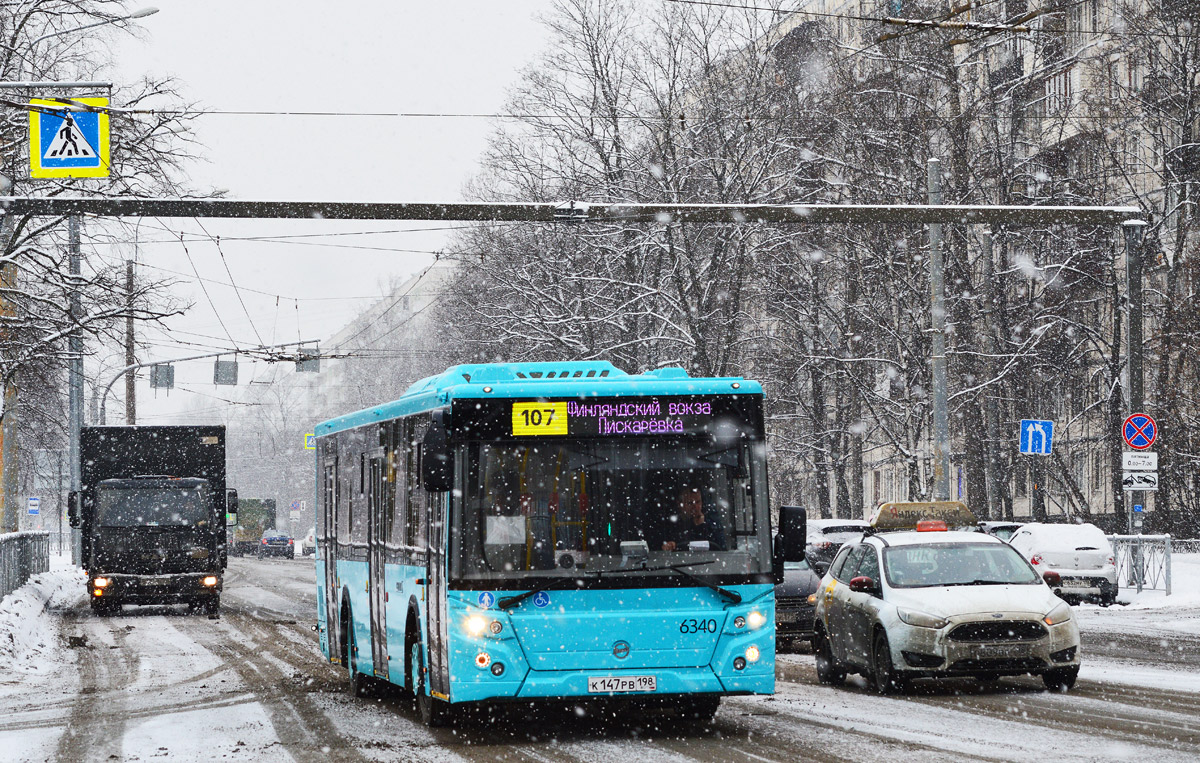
[347,617,374,698]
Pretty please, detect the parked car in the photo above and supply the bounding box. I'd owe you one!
[806,519,870,574]
[300,527,316,556]
[813,502,1082,694]
[1008,523,1118,606]
[258,528,295,559]
[774,558,821,650]
[978,521,1023,541]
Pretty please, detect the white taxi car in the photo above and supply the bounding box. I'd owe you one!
[813,502,1081,694]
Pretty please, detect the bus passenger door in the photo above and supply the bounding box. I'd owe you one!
[426,490,450,698]
[321,458,340,661]
[368,452,388,677]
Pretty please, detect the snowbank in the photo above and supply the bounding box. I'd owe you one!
[0,555,84,675]
[1117,551,1200,610]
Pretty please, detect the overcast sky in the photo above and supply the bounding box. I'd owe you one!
[98,1,558,423]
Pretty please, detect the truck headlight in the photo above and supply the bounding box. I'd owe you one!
[1044,601,1072,626]
[897,608,948,629]
[202,576,219,587]
[92,577,110,588]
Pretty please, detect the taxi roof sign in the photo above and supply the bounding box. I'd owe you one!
[869,501,977,532]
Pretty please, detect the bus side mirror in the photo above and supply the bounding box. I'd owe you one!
[773,505,807,584]
[226,489,239,527]
[68,491,80,528]
[421,410,454,492]
[780,505,806,563]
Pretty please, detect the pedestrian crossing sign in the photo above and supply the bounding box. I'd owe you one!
[28,97,110,178]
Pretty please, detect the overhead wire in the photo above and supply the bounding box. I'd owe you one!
[193,217,265,345]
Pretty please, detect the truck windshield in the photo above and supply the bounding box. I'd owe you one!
[97,485,210,527]
[451,437,770,584]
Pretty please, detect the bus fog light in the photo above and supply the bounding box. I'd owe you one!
[733,656,747,671]
[491,662,505,676]
[489,620,503,635]
[475,652,491,669]
[465,615,487,636]
[747,611,766,629]
[733,616,746,629]
[93,577,109,588]
[202,576,219,587]
[745,645,761,663]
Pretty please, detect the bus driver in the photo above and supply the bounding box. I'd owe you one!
[662,487,726,551]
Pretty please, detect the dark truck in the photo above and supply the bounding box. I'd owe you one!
[69,426,238,617]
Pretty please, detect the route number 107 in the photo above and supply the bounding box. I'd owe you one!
[512,401,569,436]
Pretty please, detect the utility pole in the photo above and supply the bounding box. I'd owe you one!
[125,259,135,424]
[928,159,951,501]
[0,259,16,534]
[1124,220,1147,534]
[68,215,82,556]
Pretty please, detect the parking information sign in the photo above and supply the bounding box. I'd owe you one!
[1123,413,1158,451]
[28,97,110,178]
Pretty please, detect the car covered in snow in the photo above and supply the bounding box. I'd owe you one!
[300,527,316,556]
[813,501,1082,694]
[1008,522,1118,606]
[806,518,870,574]
[978,521,1023,541]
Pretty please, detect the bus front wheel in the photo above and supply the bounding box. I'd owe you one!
[410,640,452,727]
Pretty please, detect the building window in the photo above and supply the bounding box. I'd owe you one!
[1092,452,1104,493]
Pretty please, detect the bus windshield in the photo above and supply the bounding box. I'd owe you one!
[96,485,211,528]
[451,436,770,583]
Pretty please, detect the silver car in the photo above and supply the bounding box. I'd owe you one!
[814,528,1082,693]
[1008,523,1118,606]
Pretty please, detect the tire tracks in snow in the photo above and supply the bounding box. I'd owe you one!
[53,608,138,763]
[193,605,369,762]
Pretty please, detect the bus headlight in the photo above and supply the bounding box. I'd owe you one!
[747,611,766,629]
[745,645,761,663]
[92,577,110,588]
[465,615,488,636]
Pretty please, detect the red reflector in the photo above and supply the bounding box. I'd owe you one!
[916,520,947,532]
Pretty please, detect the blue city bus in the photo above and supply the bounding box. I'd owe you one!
[313,361,805,725]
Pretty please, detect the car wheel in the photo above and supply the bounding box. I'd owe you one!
[1042,665,1079,692]
[813,627,846,686]
[871,630,907,695]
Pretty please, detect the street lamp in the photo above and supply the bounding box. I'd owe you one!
[30,7,159,47]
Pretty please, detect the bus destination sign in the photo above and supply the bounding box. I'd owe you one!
[455,395,761,441]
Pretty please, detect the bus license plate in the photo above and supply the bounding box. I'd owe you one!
[587,675,656,693]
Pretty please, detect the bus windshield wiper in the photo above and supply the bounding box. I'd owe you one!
[663,563,742,604]
[596,561,742,604]
[497,576,578,610]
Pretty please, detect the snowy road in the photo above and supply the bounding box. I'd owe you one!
[2,556,1199,761]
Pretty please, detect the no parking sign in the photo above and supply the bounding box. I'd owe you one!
[1123,413,1157,451]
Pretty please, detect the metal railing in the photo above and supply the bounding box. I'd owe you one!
[1108,534,1172,595]
[0,531,51,601]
